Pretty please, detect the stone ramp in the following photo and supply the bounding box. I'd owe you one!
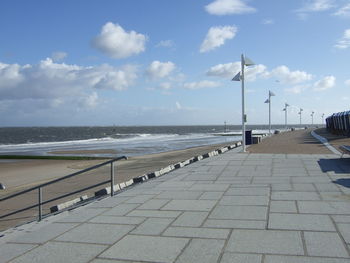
[1,150,350,262]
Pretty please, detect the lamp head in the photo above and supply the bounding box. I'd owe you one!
[243,56,255,66]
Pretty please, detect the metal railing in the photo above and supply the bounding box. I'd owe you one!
[0,156,127,222]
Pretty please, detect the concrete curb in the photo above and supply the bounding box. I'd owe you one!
[50,195,88,213]
[311,130,342,155]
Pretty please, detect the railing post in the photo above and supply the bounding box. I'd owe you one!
[38,187,42,221]
[110,162,114,196]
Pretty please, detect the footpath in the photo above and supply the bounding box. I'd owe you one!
[1,130,350,262]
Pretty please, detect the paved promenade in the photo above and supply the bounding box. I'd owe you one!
[1,148,350,262]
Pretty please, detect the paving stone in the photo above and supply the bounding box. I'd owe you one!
[209,205,267,220]
[298,201,350,214]
[264,255,350,263]
[161,199,217,211]
[225,187,270,196]
[88,196,130,208]
[337,223,350,243]
[55,223,134,244]
[127,209,181,218]
[7,223,78,244]
[56,207,107,223]
[220,253,262,263]
[10,241,107,263]
[304,232,349,257]
[219,195,269,206]
[199,191,224,200]
[203,219,266,229]
[226,229,304,255]
[156,181,195,189]
[292,183,316,191]
[163,226,230,239]
[176,239,225,263]
[131,218,173,235]
[189,183,229,191]
[272,191,320,200]
[172,211,208,227]
[124,194,155,204]
[269,213,335,231]
[332,215,350,223]
[103,203,140,216]
[89,215,146,225]
[156,190,203,200]
[271,184,293,191]
[0,243,37,263]
[136,199,169,209]
[314,183,341,192]
[100,235,189,263]
[270,201,297,213]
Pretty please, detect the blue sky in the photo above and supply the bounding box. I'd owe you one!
[0,0,349,126]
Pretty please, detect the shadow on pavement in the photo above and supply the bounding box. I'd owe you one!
[333,178,350,188]
[318,158,350,174]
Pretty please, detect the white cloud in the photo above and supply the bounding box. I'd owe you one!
[156,40,175,48]
[333,3,350,17]
[92,22,147,59]
[334,29,350,49]
[206,62,267,81]
[262,19,274,25]
[158,82,172,90]
[175,101,182,110]
[205,0,256,15]
[313,75,336,91]
[345,79,350,87]
[51,51,67,62]
[146,61,176,80]
[80,92,98,108]
[183,80,220,90]
[297,0,335,12]
[266,65,313,84]
[200,26,237,53]
[285,85,310,94]
[0,58,138,102]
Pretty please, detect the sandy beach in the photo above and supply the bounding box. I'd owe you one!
[0,142,235,196]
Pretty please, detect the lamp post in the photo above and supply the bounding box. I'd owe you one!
[311,111,315,125]
[322,113,325,124]
[232,54,255,152]
[282,103,290,130]
[264,90,275,135]
[298,108,303,126]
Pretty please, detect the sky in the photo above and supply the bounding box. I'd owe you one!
[0,0,350,127]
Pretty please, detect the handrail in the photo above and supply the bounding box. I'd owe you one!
[0,156,127,222]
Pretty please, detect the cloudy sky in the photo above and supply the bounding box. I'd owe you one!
[0,0,349,126]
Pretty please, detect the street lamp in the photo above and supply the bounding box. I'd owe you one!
[298,108,303,126]
[264,90,275,135]
[232,54,255,152]
[322,113,325,124]
[282,103,290,130]
[311,111,315,125]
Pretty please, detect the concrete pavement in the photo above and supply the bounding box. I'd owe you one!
[1,149,350,262]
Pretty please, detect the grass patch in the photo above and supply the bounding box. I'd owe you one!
[0,155,109,160]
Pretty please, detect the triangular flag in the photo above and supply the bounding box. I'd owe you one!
[232,72,241,81]
[264,99,270,103]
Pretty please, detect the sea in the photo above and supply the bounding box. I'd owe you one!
[0,125,292,157]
